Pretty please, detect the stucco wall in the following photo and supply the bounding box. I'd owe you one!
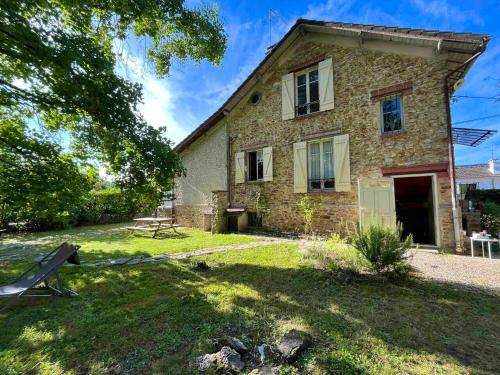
[175,121,227,228]
[228,35,456,249]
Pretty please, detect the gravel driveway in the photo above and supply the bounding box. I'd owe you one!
[409,251,500,294]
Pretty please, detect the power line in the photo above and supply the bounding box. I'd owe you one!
[453,114,500,125]
[452,95,500,100]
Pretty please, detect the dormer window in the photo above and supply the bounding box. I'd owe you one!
[296,68,319,116]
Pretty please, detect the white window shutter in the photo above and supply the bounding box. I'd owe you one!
[281,73,295,120]
[235,151,245,184]
[293,142,307,193]
[334,134,351,192]
[263,146,273,182]
[319,57,334,112]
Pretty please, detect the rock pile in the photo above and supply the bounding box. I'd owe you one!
[194,330,308,373]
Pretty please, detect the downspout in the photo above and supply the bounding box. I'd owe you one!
[443,42,487,249]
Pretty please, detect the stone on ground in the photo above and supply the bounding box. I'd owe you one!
[195,353,217,372]
[277,330,307,361]
[217,346,245,372]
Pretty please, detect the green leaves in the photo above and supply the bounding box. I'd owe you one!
[0,0,226,194]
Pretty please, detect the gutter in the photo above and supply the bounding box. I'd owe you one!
[442,39,488,249]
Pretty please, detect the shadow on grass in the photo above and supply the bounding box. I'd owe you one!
[0,257,499,374]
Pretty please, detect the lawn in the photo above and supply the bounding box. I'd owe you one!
[0,223,256,262]
[0,229,499,374]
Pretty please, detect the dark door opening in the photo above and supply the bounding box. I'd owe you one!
[394,176,436,245]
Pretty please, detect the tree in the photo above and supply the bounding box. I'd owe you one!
[0,1,226,193]
[0,110,96,228]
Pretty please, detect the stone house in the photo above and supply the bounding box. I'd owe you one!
[174,19,490,251]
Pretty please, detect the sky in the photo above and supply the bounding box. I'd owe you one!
[119,0,500,167]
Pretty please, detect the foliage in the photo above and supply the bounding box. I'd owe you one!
[296,196,320,235]
[481,200,500,236]
[249,188,269,219]
[0,0,227,192]
[303,233,368,280]
[352,222,413,276]
[71,187,160,226]
[0,111,96,229]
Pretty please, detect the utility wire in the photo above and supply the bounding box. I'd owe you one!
[453,114,500,125]
[452,95,500,100]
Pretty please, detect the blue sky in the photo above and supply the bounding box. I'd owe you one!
[119,0,500,166]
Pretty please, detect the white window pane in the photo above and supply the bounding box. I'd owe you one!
[297,84,307,106]
[310,143,321,179]
[297,74,306,86]
[323,140,334,179]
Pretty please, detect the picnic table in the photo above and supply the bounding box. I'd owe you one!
[125,217,180,238]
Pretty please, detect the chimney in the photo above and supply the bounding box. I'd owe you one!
[489,159,499,174]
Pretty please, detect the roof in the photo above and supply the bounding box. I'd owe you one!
[456,164,493,179]
[175,19,491,154]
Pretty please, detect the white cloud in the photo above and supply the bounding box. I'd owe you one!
[410,0,483,25]
[114,42,189,145]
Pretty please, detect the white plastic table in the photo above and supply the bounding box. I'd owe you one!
[470,237,499,260]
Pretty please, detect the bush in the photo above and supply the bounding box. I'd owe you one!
[481,200,500,236]
[352,222,413,277]
[303,233,368,281]
[296,196,320,235]
[71,187,161,226]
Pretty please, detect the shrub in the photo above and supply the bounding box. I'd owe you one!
[352,222,413,276]
[303,233,368,281]
[296,196,320,235]
[481,200,500,236]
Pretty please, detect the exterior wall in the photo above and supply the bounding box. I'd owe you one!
[228,35,456,249]
[175,121,227,229]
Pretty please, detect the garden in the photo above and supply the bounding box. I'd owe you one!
[1,222,499,374]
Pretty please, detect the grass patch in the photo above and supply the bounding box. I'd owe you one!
[1,244,499,374]
[0,223,256,262]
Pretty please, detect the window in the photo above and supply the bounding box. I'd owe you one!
[247,149,263,181]
[308,139,335,191]
[381,96,403,133]
[296,68,319,116]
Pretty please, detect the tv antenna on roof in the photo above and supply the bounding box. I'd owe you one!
[268,9,286,46]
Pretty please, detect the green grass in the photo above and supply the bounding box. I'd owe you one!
[0,223,256,262]
[1,242,499,374]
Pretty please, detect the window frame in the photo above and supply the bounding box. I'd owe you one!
[380,95,404,134]
[307,138,335,192]
[246,148,264,182]
[295,66,320,117]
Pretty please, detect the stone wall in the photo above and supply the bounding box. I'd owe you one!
[228,35,456,250]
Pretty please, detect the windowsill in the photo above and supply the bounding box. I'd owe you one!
[380,129,406,138]
[292,110,323,121]
[246,180,265,184]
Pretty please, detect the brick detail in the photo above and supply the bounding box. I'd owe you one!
[381,162,449,177]
[370,81,413,102]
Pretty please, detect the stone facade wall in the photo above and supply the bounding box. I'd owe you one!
[175,121,227,230]
[228,36,456,250]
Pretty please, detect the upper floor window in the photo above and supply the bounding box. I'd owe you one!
[296,69,319,116]
[308,139,335,191]
[247,149,263,181]
[381,96,403,133]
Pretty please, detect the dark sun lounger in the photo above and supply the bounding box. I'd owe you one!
[0,242,80,312]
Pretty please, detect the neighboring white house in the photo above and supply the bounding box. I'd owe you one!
[456,159,500,197]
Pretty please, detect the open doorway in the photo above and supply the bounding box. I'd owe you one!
[394,175,436,246]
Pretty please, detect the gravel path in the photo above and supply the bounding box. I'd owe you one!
[409,251,500,294]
